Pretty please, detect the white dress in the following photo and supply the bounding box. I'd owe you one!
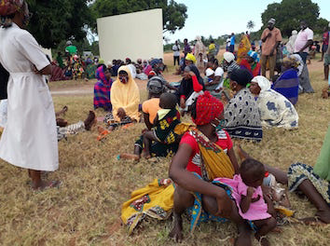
[0,23,58,171]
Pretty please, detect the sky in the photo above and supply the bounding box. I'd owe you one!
[165,0,330,43]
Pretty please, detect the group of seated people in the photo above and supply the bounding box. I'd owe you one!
[52,49,330,245]
[115,65,329,245]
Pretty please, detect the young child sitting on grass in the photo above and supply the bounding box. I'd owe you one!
[142,92,181,159]
[120,93,181,160]
[216,159,277,246]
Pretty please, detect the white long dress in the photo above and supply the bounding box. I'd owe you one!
[0,23,58,171]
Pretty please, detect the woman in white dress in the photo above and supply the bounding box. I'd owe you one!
[0,0,59,190]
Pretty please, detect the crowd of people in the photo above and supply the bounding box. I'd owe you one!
[0,1,329,246]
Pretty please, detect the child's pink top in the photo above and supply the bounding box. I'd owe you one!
[215,174,271,221]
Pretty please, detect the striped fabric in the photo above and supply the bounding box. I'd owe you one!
[272,68,299,105]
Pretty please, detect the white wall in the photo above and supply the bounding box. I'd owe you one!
[97,9,163,63]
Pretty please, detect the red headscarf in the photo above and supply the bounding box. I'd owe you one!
[192,91,224,126]
[0,0,24,16]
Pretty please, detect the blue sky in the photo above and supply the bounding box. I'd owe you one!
[166,0,330,43]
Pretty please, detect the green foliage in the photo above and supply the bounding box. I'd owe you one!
[26,0,94,49]
[91,0,187,34]
[261,0,327,37]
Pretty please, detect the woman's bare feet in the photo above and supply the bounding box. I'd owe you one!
[142,151,151,159]
[84,111,96,130]
[32,180,61,191]
[169,214,183,243]
[119,153,140,161]
[56,118,68,127]
[315,209,330,224]
[55,106,68,117]
[256,236,270,246]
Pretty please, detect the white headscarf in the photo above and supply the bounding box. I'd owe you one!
[223,52,235,63]
[251,76,271,94]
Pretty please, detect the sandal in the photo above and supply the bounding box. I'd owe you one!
[97,129,110,141]
[121,123,134,129]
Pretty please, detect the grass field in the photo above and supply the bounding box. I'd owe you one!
[0,55,329,245]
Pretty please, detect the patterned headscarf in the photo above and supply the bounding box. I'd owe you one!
[247,50,259,62]
[193,91,224,126]
[0,0,23,16]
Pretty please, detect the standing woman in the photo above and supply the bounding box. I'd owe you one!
[0,0,59,190]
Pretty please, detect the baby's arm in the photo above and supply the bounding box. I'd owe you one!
[240,187,254,213]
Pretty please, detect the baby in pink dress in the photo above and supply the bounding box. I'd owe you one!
[216,159,277,246]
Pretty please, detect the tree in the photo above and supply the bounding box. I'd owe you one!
[247,20,255,31]
[261,0,322,37]
[91,0,188,34]
[26,0,94,49]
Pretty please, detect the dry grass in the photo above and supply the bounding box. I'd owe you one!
[0,62,329,245]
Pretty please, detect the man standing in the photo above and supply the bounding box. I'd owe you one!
[183,38,191,57]
[172,40,180,66]
[260,18,282,80]
[294,20,313,64]
[229,33,235,53]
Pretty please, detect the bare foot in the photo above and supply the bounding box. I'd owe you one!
[315,209,330,224]
[169,214,183,243]
[56,118,68,127]
[322,87,329,99]
[97,125,106,134]
[55,106,68,117]
[84,111,96,130]
[32,180,61,191]
[235,223,252,246]
[142,152,151,159]
[256,236,270,246]
[120,153,140,161]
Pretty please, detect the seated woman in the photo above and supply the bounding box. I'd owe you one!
[178,56,204,111]
[169,92,252,245]
[93,64,112,111]
[223,52,240,75]
[289,54,314,94]
[249,76,299,129]
[240,51,261,77]
[107,66,140,124]
[223,69,263,141]
[272,57,299,105]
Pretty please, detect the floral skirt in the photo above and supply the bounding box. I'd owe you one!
[288,162,330,205]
